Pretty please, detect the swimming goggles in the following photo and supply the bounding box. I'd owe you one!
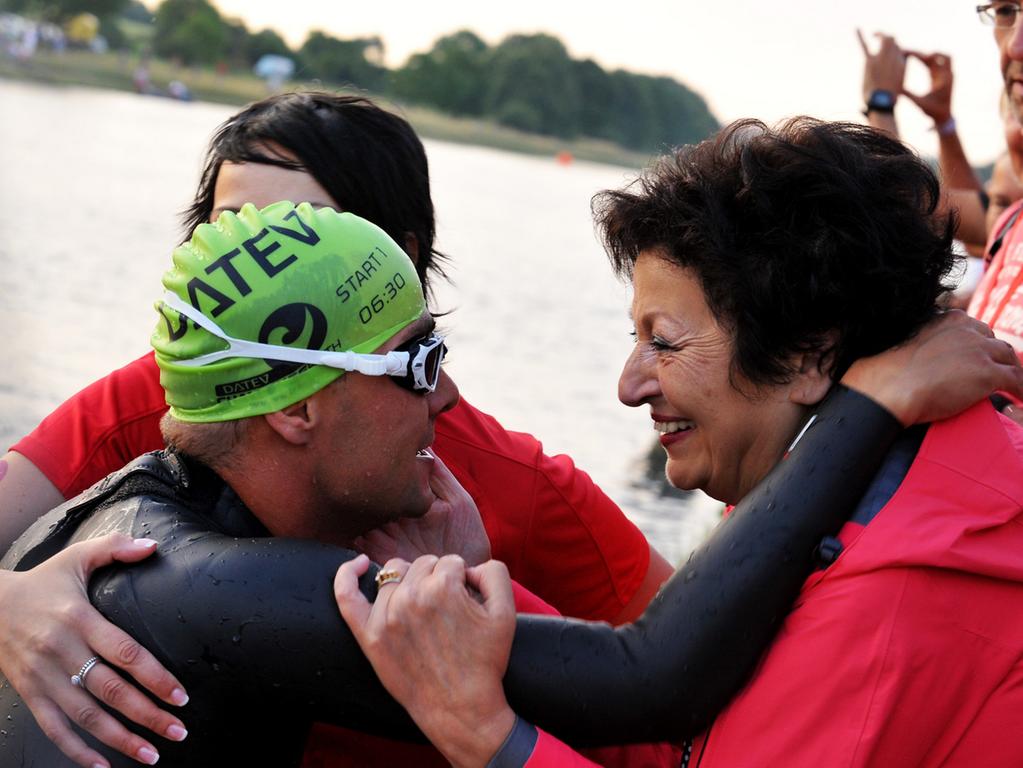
[160,291,447,393]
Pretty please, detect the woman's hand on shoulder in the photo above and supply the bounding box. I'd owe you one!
[0,534,189,767]
[841,310,1023,425]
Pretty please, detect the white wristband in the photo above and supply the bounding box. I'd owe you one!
[935,116,956,137]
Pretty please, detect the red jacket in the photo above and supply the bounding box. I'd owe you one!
[688,402,1023,767]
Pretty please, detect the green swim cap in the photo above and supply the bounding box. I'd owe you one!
[152,202,426,422]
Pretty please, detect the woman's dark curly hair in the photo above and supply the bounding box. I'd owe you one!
[182,91,447,299]
[594,117,956,387]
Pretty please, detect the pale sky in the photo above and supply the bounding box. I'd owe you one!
[205,0,1008,165]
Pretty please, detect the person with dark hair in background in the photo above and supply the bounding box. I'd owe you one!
[336,118,1023,768]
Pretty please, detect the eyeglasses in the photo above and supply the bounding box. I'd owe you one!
[978,2,1023,28]
[160,291,447,393]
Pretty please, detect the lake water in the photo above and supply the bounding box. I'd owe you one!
[0,78,721,564]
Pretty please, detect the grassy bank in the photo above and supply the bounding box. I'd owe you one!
[0,49,653,169]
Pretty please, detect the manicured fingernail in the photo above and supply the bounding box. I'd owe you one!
[165,723,188,741]
[133,538,158,547]
[137,745,159,764]
[92,762,109,768]
[170,688,189,706]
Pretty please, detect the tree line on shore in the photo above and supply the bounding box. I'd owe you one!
[2,0,720,151]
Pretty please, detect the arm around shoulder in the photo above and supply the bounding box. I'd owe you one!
[90,530,423,741]
[0,451,65,554]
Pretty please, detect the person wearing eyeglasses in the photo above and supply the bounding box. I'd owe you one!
[970,1,1023,357]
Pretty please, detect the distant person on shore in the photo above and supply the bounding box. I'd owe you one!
[166,80,191,101]
[253,53,295,93]
[12,19,37,62]
[131,53,152,95]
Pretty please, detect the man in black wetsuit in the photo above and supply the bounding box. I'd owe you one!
[0,202,456,766]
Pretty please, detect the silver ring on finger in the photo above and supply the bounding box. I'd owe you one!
[70,656,101,688]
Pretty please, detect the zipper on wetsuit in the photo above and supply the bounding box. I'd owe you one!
[680,740,693,767]
[681,722,711,767]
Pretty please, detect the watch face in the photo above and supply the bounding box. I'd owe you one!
[869,90,895,109]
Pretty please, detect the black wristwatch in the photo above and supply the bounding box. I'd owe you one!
[864,89,896,116]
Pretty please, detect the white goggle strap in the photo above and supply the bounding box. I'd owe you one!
[159,291,409,377]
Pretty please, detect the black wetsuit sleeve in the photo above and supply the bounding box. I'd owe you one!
[502,385,903,745]
[89,534,425,764]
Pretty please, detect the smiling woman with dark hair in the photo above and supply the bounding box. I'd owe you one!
[336,118,1023,768]
[599,118,954,388]
[597,117,957,504]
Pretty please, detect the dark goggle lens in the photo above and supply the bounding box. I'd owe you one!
[393,333,446,393]
[422,340,446,388]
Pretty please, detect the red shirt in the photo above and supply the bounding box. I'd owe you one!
[687,402,1023,767]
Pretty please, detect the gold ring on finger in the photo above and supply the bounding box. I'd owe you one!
[375,568,403,588]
